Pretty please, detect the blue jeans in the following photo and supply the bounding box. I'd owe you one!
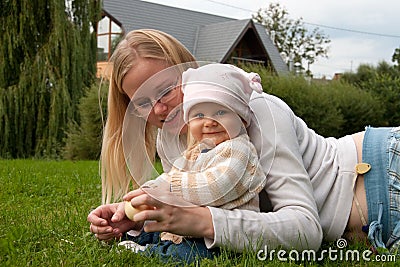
[363,126,400,253]
[122,231,220,264]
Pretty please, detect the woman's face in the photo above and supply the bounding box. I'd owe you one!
[122,58,187,134]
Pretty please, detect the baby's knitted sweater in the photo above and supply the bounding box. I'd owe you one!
[144,134,266,212]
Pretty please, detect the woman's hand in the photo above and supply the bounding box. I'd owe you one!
[124,188,214,239]
[87,202,143,241]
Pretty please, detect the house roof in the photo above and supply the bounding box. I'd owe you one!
[102,0,288,75]
[194,19,250,62]
[254,23,289,73]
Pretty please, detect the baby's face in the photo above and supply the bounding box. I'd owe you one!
[187,102,243,146]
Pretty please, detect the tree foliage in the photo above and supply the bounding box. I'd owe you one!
[253,2,330,76]
[0,0,101,158]
[392,47,400,70]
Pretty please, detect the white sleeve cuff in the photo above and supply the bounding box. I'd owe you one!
[204,206,222,249]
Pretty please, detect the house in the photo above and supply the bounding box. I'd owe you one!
[98,0,289,78]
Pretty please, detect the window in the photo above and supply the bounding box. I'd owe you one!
[97,15,123,61]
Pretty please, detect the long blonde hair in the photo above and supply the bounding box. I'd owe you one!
[101,29,196,204]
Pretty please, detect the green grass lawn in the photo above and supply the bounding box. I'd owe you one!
[0,160,397,266]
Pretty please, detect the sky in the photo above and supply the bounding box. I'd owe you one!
[141,0,400,79]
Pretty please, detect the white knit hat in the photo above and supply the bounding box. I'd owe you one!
[182,64,263,126]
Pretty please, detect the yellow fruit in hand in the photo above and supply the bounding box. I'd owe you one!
[124,201,150,221]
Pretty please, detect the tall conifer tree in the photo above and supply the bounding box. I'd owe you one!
[0,0,100,157]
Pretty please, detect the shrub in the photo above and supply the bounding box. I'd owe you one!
[63,80,108,160]
[329,80,385,136]
[359,74,400,126]
[244,64,384,137]
[341,62,400,127]
[265,76,344,137]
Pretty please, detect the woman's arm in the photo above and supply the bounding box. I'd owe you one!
[203,94,322,252]
[131,93,322,252]
[125,180,321,252]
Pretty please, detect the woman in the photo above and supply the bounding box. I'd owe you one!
[88,29,400,255]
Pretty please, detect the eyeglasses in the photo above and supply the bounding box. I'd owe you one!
[131,79,180,117]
